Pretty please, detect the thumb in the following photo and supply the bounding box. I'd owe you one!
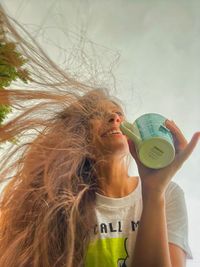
[176,132,200,166]
[128,139,142,166]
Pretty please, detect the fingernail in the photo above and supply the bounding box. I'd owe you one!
[165,119,171,124]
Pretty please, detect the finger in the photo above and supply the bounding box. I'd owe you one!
[128,139,137,158]
[165,120,187,150]
[175,132,200,166]
[127,139,142,167]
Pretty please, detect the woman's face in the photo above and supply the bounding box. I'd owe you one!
[89,100,129,159]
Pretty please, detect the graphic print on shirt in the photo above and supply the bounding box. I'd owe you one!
[85,237,129,267]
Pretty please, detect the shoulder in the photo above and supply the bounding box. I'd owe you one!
[166,181,184,195]
[165,181,188,224]
[165,182,193,259]
[165,181,185,204]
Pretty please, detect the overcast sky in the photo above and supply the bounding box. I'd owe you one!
[1,0,200,265]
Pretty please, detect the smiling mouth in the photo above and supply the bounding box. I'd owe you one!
[101,130,124,137]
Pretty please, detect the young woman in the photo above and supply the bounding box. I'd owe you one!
[0,5,199,267]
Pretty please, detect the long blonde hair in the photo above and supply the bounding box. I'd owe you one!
[0,5,125,267]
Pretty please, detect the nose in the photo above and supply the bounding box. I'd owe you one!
[107,113,121,124]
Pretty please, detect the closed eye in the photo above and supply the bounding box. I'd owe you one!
[115,111,124,117]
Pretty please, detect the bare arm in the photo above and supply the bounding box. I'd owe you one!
[128,120,199,267]
[132,190,186,267]
[132,192,172,267]
[169,243,186,267]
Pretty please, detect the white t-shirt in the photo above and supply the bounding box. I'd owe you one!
[84,177,192,267]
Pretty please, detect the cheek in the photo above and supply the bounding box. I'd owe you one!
[89,120,102,135]
[88,131,103,149]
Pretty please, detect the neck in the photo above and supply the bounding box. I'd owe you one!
[96,156,138,198]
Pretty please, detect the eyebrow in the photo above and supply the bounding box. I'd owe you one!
[111,103,124,115]
[110,101,123,109]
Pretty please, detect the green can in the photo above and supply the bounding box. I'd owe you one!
[120,113,175,169]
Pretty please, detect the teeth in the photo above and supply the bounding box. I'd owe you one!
[106,130,121,135]
[102,129,122,137]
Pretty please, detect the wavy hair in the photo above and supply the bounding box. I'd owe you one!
[0,5,125,267]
